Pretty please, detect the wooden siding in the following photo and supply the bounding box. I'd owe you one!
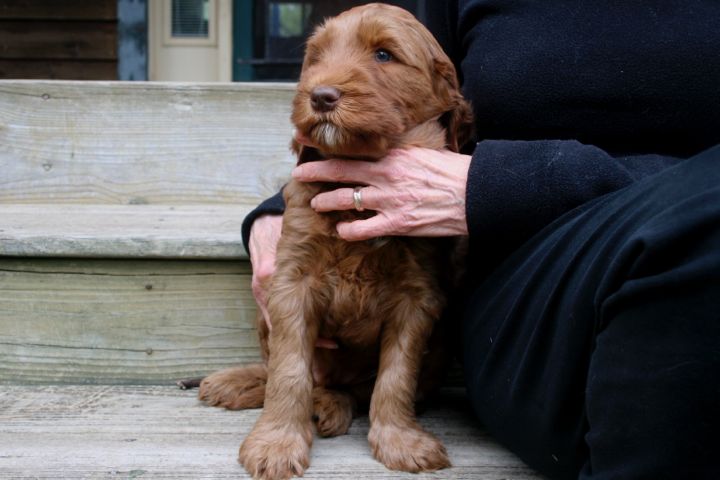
[0,0,118,80]
[0,258,261,385]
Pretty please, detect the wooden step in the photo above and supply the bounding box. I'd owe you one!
[0,80,542,478]
[0,385,543,479]
[0,204,251,259]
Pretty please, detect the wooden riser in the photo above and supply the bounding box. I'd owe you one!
[0,258,261,384]
[0,386,544,479]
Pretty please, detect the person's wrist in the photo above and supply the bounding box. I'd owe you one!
[449,151,471,235]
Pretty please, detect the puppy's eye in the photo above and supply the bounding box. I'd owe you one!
[305,49,321,66]
[374,49,393,63]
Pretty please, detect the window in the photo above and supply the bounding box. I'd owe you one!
[172,0,210,38]
[269,3,312,39]
[236,0,422,81]
[165,0,217,46]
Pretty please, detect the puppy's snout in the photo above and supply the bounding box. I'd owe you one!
[310,86,341,112]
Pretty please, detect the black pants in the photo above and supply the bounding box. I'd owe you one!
[462,146,720,479]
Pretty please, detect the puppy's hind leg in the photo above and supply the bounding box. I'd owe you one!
[198,364,267,410]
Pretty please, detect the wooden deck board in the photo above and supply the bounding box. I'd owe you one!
[0,386,543,479]
[0,204,251,259]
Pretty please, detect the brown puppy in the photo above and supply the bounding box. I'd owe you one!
[199,3,473,479]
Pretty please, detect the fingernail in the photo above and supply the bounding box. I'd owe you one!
[291,166,301,178]
[310,197,317,209]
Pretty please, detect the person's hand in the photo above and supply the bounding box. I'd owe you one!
[248,214,283,331]
[248,213,339,349]
[291,147,471,241]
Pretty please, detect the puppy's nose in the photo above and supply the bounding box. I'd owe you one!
[310,86,341,112]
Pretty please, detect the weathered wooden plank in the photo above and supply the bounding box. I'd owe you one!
[0,59,117,80]
[0,258,262,384]
[0,21,117,60]
[0,386,543,479]
[0,0,117,20]
[0,81,296,205]
[0,204,251,258]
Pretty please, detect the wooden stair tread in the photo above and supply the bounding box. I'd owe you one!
[0,204,253,259]
[0,385,543,479]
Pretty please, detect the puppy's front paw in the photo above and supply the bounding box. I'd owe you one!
[198,365,266,410]
[239,421,313,480]
[368,423,451,473]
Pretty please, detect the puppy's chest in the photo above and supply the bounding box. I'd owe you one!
[319,241,398,346]
[299,236,442,350]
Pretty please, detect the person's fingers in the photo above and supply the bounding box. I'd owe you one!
[310,186,382,212]
[336,214,406,241]
[247,214,282,331]
[259,301,272,332]
[292,159,381,185]
[251,261,274,331]
[251,277,272,331]
[294,129,318,148]
[315,338,339,349]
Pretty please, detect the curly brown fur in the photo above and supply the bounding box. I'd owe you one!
[199,4,473,478]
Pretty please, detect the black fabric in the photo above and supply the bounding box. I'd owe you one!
[465,140,682,273]
[428,0,720,158]
[462,146,720,479]
[241,190,284,254]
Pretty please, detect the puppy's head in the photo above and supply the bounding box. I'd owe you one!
[292,3,473,162]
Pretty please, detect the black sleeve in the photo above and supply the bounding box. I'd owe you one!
[241,190,285,256]
[465,139,684,262]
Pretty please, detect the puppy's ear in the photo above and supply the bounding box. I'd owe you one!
[433,57,475,152]
[440,95,475,153]
[292,138,323,165]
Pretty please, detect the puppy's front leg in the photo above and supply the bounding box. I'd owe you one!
[368,295,451,473]
[239,279,320,480]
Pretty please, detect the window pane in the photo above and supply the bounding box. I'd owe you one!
[247,0,421,81]
[172,0,210,38]
[269,3,312,38]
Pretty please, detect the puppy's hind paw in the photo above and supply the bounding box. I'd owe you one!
[312,387,355,437]
[198,365,267,410]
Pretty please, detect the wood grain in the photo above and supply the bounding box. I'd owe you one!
[0,81,296,205]
[0,21,117,60]
[0,258,262,384]
[0,204,251,258]
[0,386,544,479]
